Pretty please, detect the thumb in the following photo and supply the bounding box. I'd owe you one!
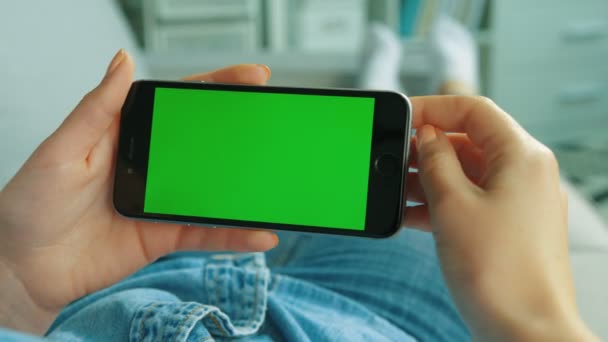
[416,125,471,205]
[46,49,135,161]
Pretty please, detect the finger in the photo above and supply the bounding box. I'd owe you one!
[449,133,485,182]
[182,64,271,85]
[43,49,135,163]
[410,96,528,164]
[416,125,476,205]
[172,225,279,252]
[409,133,483,176]
[125,222,279,264]
[406,172,426,203]
[87,119,120,171]
[402,205,432,232]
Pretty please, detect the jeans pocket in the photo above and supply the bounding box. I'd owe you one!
[129,253,270,342]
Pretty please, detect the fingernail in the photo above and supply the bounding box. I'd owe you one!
[247,231,278,251]
[257,64,272,79]
[416,125,437,150]
[106,49,126,76]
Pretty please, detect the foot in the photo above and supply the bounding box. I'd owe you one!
[358,23,403,92]
[429,14,479,95]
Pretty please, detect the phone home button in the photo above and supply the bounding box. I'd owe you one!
[374,154,400,177]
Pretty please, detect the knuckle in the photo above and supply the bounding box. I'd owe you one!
[82,90,96,103]
[539,145,559,169]
[80,90,106,113]
[526,143,559,171]
[473,95,497,109]
[467,96,509,120]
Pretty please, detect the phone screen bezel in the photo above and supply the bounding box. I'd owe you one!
[114,80,411,238]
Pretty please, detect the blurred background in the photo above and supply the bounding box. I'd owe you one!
[0,0,607,338]
[119,0,476,91]
[115,0,608,217]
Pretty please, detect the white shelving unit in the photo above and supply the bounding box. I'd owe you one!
[145,39,433,89]
[120,0,480,92]
[487,0,608,144]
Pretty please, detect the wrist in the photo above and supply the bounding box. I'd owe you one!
[0,260,56,335]
[467,295,597,341]
[453,271,598,342]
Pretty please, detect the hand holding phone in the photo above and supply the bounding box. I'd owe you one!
[114,81,412,237]
[0,56,280,335]
[404,96,595,341]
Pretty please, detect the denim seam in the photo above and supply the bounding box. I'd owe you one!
[244,267,261,327]
[173,304,206,342]
[213,270,221,317]
[208,314,228,337]
[268,273,281,292]
[137,302,162,340]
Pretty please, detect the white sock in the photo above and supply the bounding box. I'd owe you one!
[358,23,403,92]
[429,14,479,93]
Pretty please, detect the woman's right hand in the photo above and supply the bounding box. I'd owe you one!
[404,96,597,341]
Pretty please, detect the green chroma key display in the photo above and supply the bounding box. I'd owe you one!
[144,87,375,230]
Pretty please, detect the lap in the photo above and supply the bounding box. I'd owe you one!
[265,229,469,341]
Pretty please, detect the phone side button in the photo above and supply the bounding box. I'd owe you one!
[374,154,399,177]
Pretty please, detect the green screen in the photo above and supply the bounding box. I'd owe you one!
[144,87,375,230]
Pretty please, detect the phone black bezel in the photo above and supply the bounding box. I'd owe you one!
[114,80,411,238]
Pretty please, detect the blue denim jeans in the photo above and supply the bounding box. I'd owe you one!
[0,230,469,341]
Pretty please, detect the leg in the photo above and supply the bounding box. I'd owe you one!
[265,230,469,341]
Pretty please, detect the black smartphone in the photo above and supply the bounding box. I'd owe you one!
[114,80,411,238]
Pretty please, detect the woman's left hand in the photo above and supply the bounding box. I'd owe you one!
[0,50,278,335]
